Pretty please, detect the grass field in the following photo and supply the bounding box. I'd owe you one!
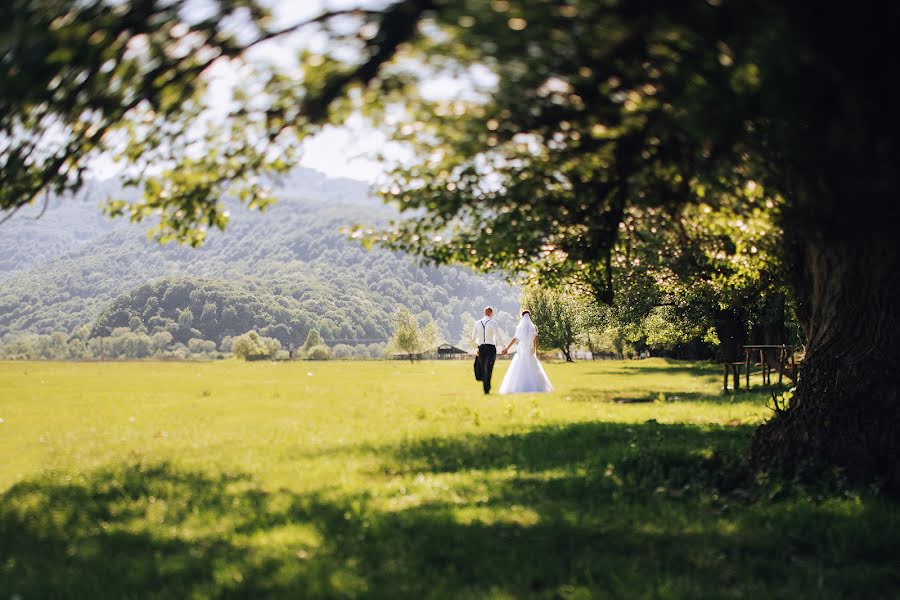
[1,358,897,599]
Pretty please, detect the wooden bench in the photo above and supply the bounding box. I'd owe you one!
[742,345,800,388]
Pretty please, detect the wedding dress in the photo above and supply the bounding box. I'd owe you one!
[499,314,553,394]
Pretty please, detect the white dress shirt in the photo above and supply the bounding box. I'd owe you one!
[472,316,503,347]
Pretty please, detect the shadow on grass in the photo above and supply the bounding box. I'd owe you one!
[383,421,753,480]
[583,358,720,377]
[2,422,898,599]
[590,360,796,394]
[564,387,772,405]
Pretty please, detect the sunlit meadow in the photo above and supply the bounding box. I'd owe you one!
[1,359,897,598]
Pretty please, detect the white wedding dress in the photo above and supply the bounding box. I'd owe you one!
[499,314,553,394]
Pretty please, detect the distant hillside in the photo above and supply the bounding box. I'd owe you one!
[93,278,325,347]
[0,168,518,351]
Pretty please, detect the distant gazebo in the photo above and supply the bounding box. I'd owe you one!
[435,343,471,360]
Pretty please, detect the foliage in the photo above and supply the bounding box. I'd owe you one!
[0,0,294,245]
[2,360,898,598]
[230,331,280,360]
[420,321,441,354]
[0,0,808,267]
[520,286,582,361]
[0,0,799,364]
[330,344,354,359]
[0,331,76,360]
[0,1,789,361]
[600,194,793,359]
[0,327,207,361]
[188,338,217,355]
[389,308,443,361]
[303,329,324,352]
[305,344,332,361]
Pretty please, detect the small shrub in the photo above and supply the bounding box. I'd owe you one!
[306,344,331,361]
[331,344,354,359]
[188,338,217,354]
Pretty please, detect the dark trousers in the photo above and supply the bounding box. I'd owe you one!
[478,344,497,393]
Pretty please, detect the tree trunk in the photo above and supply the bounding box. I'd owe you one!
[562,345,573,362]
[713,308,747,363]
[751,228,900,492]
[749,0,900,493]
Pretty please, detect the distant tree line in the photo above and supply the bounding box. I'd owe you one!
[0,325,391,362]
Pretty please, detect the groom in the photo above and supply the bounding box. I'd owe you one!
[472,306,504,394]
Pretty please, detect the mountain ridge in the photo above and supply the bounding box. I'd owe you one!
[0,167,518,352]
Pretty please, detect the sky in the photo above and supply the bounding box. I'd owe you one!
[236,0,386,183]
[261,1,392,182]
[90,0,487,184]
[89,0,392,183]
[200,0,488,183]
[88,0,495,184]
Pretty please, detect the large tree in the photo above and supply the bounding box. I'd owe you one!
[1,1,898,489]
[362,1,900,490]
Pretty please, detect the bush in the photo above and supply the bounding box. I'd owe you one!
[231,330,281,360]
[367,342,388,359]
[219,335,234,352]
[151,331,174,352]
[331,344,354,359]
[303,329,324,351]
[188,338,217,354]
[306,344,331,360]
[170,343,190,360]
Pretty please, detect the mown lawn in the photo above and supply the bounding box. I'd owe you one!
[0,359,897,599]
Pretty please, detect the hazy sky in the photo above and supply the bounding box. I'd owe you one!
[205,0,483,183]
[91,1,479,184]
[252,0,390,182]
[88,1,390,183]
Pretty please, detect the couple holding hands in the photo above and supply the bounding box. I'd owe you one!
[472,306,553,395]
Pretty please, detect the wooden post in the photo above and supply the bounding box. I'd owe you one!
[744,349,751,389]
[759,350,766,385]
[733,363,740,390]
[777,347,784,386]
[723,364,729,392]
[790,348,796,379]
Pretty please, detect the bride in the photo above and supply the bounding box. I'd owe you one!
[498,310,554,394]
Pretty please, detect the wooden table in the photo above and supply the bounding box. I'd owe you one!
[743,345,798,388]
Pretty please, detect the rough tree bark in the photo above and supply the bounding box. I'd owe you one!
[748,94,900,489]
[749,4,900,492]
[751,231,900,491]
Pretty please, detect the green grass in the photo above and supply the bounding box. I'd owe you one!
[0,358,897,599]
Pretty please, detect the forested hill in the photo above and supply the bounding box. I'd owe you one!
[0,168,517,349]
